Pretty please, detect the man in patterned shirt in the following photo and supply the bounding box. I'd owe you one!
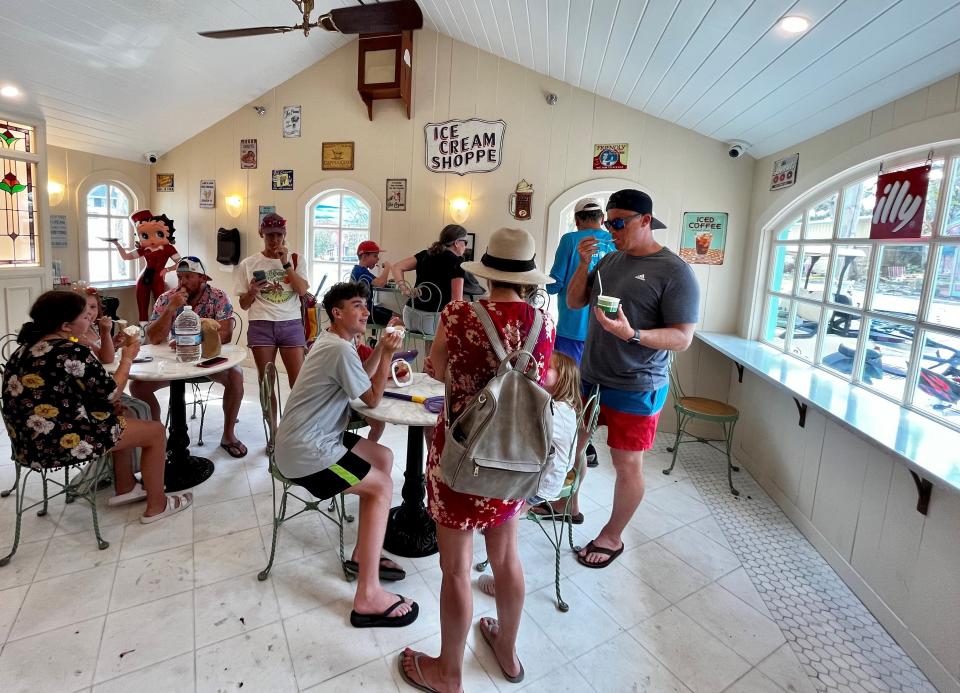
[132,257,247,457]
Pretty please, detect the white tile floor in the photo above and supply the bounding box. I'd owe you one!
[0,370,929,692]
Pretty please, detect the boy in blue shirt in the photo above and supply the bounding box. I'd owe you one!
[350,240,394,326]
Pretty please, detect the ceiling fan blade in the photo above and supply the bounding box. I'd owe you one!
[322,0,423,34]
[198,25,301,39]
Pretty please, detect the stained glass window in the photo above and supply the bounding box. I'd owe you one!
[0,119,38,266]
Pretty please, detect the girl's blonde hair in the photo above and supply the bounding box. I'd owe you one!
[549,351,581,413]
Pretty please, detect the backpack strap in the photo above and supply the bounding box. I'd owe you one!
[471,301,543,376]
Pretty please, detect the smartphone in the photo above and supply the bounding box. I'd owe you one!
[252,270,267,282]
[197,356,228,368]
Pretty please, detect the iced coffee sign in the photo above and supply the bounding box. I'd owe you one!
[424,119,506,175]
[869,164,930,240]
[679,212,727,266]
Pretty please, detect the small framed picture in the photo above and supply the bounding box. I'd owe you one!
[386,178,407,211]
[156,174,174,192]
[463,232,476,262]
[322,141,355,170]
[199,179,215,208]
[282,105,301,138]
[271,169,294,191]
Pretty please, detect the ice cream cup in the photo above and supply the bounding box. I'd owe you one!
[597,295,620,314]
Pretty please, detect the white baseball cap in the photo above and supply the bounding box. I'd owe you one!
[574,198,603,214]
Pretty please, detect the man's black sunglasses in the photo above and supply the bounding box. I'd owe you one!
[602,213,644,231]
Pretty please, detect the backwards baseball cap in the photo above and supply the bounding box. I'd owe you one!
[606,189,666,230]
[574,198,603,214]
[259,212,287,232]
[176,256,211,280]
[357,240,382,255]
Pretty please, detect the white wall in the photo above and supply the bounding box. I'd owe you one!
[150,29,752,342]
[704,74,960,693]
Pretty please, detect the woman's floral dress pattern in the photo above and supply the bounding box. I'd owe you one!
[426,300,554,530]
[2,339,124,470]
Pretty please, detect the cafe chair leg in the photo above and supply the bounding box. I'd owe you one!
[0,465,25,566]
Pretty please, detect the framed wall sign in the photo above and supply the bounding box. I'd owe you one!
[240,138,257,169]
[199,179,215,208]
[593,143,628,170]
[322,142,355,170]
[156,174,174,192]
[770,153,799,191]
[258,205,276,227]
[386,178,407,211]
[282,105,301,138]
[679,212,727,265]
[271,169,294,191]
[424,119,506,175]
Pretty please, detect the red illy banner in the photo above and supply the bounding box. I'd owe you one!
[869,164,929,239]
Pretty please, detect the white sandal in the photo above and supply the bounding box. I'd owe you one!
[140,493,193,524]
[107,485,147,507]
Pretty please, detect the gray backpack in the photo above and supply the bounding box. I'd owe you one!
[439,302,554,500]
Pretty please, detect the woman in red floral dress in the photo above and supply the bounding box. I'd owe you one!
[400,228,555,693]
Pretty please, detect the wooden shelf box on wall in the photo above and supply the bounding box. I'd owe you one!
[357,31,412,121]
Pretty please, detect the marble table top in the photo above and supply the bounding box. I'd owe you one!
[352,372,444,427]
[106,344,247,381]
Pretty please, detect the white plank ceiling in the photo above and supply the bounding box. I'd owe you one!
[3,0,960,162]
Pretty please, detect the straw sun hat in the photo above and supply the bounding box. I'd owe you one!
[461,227,554,285]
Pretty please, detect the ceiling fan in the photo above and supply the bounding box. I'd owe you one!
[198,0,423,39]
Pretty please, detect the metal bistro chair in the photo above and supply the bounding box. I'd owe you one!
[1,402,111,566]
[257,362,354,581]
[1,333,21,499]
[663,356,741,496]
[401,281,441,371]
[185,312,243,446]
[475,385,602,612]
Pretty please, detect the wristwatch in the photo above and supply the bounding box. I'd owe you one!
[282,262,292,269]
[628,329,642,345]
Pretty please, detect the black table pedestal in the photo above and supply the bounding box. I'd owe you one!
[383,425,438,557]
[163,379,214,492]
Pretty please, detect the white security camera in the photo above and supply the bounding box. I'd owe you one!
[144,152,158,164]
[727,141,749,159]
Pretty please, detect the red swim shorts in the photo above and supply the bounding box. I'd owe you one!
[596,405,661,451]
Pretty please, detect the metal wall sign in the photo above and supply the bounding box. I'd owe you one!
[424,118,505,175]
[870,164,930,239]
[770,153,799,191]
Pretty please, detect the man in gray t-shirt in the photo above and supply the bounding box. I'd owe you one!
[562,189,699,570]
[274,282,419,629]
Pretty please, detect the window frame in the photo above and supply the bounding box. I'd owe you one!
[759,143,960,430]
[302,186,377,292]
[0,115,43,268]
[83,181,137,287]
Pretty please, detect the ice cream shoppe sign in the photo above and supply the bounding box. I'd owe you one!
[424,119,506,175]
[679,212,727,265]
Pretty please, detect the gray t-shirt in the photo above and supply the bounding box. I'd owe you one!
[274,330,371,479]
[581,248,700,392]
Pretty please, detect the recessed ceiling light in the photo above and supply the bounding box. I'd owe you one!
[779,16,810,34]
[0,85,20,98]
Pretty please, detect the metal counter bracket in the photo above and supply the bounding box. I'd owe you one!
[735,363,744,383]
[909,471,932,515]
[793,397,807,427]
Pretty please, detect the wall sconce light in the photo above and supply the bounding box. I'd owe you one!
[47,181,65,207]
[225,194,244,218]
[449,197,471,224]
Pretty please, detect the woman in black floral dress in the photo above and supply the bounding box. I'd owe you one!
[2,291,191,523]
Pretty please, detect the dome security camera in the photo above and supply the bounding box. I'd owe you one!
[727,141,749,159]
[144,152,158,164]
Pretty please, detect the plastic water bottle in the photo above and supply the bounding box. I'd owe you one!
[174,305,201,363]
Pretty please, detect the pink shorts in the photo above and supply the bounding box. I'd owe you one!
[247,319,305,348]
[596,405,661,451]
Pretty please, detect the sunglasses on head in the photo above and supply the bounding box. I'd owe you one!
[602,213,644,231]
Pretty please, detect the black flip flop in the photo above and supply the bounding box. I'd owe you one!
[350,595,419,628]
[529,502,584,524]
[219,441,248,458]
[343,557,406,581]
[576,540,624,569]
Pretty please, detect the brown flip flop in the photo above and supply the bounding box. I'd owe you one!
[576,539,624,569]
[479,617,524,683]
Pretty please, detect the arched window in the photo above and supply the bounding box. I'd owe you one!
[305,189,373,289]
[759,143,960,428]
[85,182,136,285]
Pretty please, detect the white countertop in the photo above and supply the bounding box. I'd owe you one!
[697,332,960,493]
